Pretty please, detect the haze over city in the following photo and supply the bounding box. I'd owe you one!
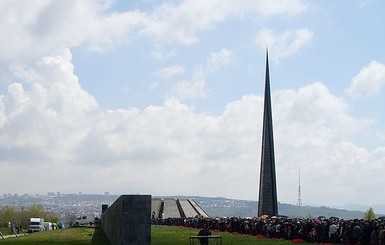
[1,0,384,209]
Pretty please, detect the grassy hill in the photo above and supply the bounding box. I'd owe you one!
[191,196,366,219]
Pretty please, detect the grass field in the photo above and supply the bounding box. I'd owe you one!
[0,227,110,244]
[0,226,304,244]
[152,226,299,245]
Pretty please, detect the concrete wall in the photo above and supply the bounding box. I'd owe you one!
[151,198,161,218]
[162,199,180,218]
[178,199,198,218]
[102,195,151,245]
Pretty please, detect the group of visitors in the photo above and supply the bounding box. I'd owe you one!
[153,215,385,244]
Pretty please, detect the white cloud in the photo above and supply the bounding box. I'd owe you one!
[0,0,146,61]
[0,49,96,165]
[2,68,383,205]
[152,45,177,60]
[167,69,209,101]
[272,82,376,205]
[254,0,307,17]
[377,132,385,142]
[153,65,185,79]
[164,48,233,101]
[0,0,309,61]
[139,0,308,45]
[347,61,385,97]
[206,48,234,72]
[1,0,385,208]
[255,27,313,62]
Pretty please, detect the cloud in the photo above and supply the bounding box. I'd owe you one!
[0,0,147,61]
[206,48,234,72]
[274,82,372,164]
[139,0,308,45]
[2,64,383,205]
[153,65,185,79]
[152,45,177,60]
[166,69,209,101]
[254,0,307,17]
[1,0,385,207]
[0,49,97,165]
[346,61,385,97]
[255,27,313,62]
[0,0,309,62]
[271,82,376,204]
[164,48,233,101]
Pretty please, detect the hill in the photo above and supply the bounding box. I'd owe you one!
[187,196,367,219]
[2,193,381,220]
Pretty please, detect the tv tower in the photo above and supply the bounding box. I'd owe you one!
[296,168,302,206]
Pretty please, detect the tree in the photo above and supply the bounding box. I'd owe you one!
[0,205,59,229]
[63,212,77,227]
[364,207,376,221]
[45,213,59,224]
[0,206,16,227]
[27,204,45,218]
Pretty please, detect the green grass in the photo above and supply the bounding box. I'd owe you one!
[152,226,300,245]
[0,226,306,244]
[0,227,110,245]
[0,228,11,236]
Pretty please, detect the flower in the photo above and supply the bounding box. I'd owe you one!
[292,238,305,243]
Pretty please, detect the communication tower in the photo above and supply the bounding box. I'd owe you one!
[296,168,302,206]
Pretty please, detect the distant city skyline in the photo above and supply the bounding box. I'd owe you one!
[1,1,385,208]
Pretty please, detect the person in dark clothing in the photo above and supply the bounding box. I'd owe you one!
[198,226,211,245]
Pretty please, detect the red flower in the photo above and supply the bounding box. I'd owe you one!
[292,238,305,243]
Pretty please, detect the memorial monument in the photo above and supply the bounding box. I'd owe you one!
[258,51,278,217]
[151,198,209,219]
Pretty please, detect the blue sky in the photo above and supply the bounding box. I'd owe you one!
[1,0,385,210]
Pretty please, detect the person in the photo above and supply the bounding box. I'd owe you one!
[198,225,211,245]
[329,222,338,244]
[352,222,362,245]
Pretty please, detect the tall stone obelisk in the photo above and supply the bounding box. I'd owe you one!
[258,50,278,217]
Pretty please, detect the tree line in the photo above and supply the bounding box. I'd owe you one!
[0,204,59,229]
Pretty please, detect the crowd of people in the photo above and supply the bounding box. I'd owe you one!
[153,215,385,244]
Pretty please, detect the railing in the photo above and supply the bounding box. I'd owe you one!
[189,235,222,245]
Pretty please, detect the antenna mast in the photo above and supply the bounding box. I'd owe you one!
[296,168,302,206]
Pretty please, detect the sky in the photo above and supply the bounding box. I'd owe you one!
[1,0,385,209]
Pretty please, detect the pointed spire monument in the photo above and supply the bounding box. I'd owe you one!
[258,50,278,217]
